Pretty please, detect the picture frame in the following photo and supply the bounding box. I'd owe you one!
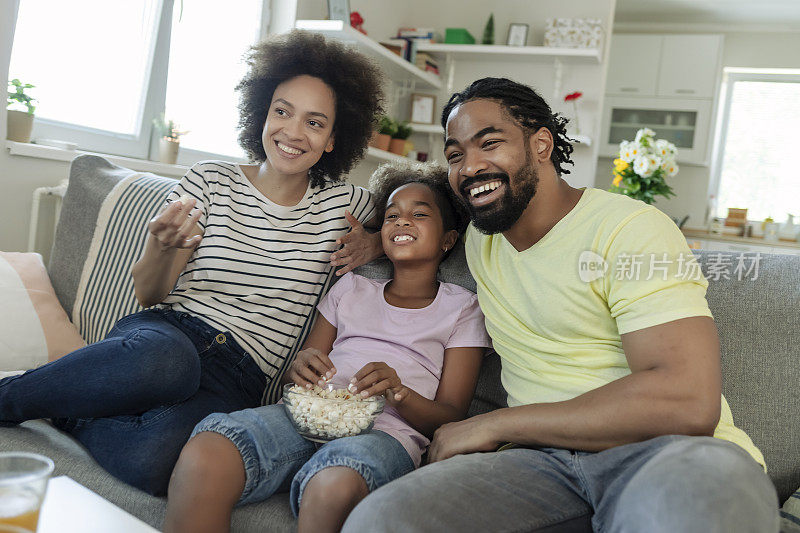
[327,0,350,23]
[410,93,436,125]
[506,23,529,47]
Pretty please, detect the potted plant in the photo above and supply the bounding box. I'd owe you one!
[152,113,188,164]
[389,121,413,155]
[6,79,36,143]
[370,115,397,152]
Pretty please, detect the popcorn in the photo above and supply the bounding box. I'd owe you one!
[176,193,193,206]
[284,384,382,440]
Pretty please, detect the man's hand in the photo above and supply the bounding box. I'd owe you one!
[330,211,382,276]
[428,413,502,463]
[350,362,409,403]
[286,348,336,389]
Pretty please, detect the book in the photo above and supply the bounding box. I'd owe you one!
[398,27,435,39]
[379,39,408,58]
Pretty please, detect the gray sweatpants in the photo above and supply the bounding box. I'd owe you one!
[343,435,778,533]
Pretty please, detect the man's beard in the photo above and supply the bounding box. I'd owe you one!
[460,152,539,235]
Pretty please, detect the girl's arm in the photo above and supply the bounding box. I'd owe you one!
[132,199,203,307]
[281,313,338,387]
[351,346,485,439]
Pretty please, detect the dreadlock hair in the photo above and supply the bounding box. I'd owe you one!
[368,159,469,236]
[236,30,385,188]
[441,77,574,176]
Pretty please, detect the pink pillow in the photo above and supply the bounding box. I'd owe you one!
[0,252,86,370]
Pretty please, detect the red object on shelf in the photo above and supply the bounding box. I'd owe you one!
[564,91,583,102]
[350,11,366,35]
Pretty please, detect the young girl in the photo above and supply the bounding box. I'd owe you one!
[0,30,384,495]
[164,160,491,533]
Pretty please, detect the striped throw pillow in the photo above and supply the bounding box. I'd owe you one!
[782,487,800,532]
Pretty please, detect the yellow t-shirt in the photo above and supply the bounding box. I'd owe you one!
[465,187,763,466]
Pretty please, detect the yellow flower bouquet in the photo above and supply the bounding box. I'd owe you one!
[609,128,678,204]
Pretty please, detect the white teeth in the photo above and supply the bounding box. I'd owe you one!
[469,181,502,197]
[393,235,414,242]
[277,142,302,155]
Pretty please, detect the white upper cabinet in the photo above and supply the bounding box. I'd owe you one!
[607,34,722,98]
[607,35,662,96]
[658,35,722,98]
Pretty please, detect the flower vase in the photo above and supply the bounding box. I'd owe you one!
[571,101,581,136]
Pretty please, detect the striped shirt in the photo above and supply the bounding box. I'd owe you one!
[160,160,375,379]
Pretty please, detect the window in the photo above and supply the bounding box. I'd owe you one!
[712,69,800,221]
[164,0,262,157]
[8,0,267,163]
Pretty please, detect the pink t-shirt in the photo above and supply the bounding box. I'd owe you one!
[317,272,491,466]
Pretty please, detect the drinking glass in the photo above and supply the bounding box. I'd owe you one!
[0,453,54,533]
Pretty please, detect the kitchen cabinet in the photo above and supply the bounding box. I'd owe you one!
[607,34,722,99]
[600,96,713,164]
[602,33,722,165]
[606,35,661,96]
[658,35,722,99]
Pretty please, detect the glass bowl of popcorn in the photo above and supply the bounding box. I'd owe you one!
[282,383,385,443]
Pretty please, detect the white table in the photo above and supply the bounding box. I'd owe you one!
[37,476,159,533]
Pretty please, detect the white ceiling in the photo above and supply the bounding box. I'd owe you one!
[614,0,800,27]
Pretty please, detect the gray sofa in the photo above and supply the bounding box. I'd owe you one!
[1,155,798,532]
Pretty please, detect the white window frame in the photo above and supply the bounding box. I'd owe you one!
[16,0,273,164]
[708,68,800,221]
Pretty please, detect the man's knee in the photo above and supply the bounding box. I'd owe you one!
[613,438,778,532]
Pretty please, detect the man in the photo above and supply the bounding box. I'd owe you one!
[343,78,778,532]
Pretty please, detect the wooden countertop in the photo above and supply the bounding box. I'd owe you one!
[682,228,800,250]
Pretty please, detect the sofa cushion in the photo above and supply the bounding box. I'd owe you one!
[698,251,800,503]
[49,155,177,343]
[0,252,85,370]
[781,487,800,533]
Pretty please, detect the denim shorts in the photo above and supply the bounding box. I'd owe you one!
[192,404,414,516]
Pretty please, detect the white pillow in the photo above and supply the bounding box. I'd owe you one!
[0,252,86,371]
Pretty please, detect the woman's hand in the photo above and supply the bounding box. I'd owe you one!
[148,198,203,251]
[330,211,382,276]
[286,348,336,389]
[350,362,409,404]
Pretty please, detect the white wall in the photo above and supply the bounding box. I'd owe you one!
[1,0,615,255]
[595,30,800,229]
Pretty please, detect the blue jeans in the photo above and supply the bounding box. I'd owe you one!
[0,308,267,495]
[193,404,414,516]
[344,435,779,533]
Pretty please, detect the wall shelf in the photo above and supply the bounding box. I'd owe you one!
[407,124,592,147]
[416,43,602,63]
[409,123,444,134]
[610,122,694,131]
[295,20,442,91]
[366,146,405,162]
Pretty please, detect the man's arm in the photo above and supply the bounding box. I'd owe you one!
[428,316,721,462]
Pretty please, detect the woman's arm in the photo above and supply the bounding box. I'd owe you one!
[351,346,485,439]
[132,199,203,307]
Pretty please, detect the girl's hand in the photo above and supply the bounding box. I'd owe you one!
[330,211,382,276]
[287,348,336,389]
[350,362,408,403]
[148,198,203,251]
